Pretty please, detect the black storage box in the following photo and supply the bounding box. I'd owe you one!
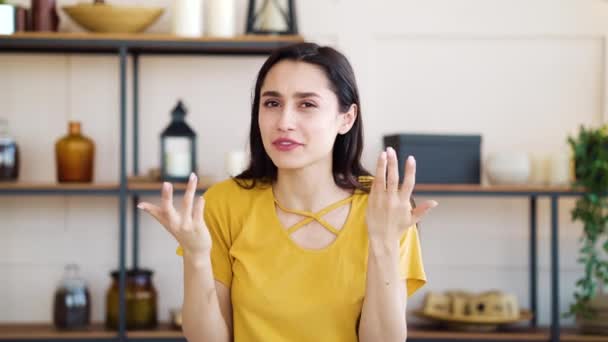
[383,134,481,184]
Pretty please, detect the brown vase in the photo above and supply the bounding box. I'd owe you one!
[55,122,95,183]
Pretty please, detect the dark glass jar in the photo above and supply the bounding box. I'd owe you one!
[53,264,91,330]
[0,118,19,181]
[105,269,158,330]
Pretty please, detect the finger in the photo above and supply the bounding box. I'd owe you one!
[400,155,416,201]
[161,182,179,222]
[181,173,197,219]
[386,147,399,192]
[138,202,169,228]
[192,195,206,224]
[411,200,438,223]
[371,150,388,193]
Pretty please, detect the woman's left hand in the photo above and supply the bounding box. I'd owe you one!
[366,147,438,242]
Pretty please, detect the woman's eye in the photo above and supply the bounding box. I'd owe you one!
[301,102,316,108]
[264,100,280,108]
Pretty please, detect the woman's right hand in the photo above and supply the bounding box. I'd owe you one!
[137,172,212,258]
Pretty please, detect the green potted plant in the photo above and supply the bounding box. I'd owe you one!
[566,124,608,334]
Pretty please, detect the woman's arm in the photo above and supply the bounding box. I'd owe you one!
[182,253,232,342]
[359,147,437,341]
[358,239,407,341]
[137,174,233,342]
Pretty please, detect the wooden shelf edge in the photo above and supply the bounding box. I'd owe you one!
[0,323,115,339]
[2,32,305,43]
[2,323,607,341]
[0,182,118,191]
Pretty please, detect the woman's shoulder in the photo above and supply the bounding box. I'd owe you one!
[203,177,269,208]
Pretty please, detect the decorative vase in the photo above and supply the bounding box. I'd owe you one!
[485,152,530,185]
[55,121,95,183]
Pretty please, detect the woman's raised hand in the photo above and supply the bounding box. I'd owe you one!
[137,173,212,257]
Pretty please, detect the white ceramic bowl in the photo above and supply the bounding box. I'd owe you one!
[486,152,531,185]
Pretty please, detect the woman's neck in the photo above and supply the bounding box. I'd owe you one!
[273,164,352,213]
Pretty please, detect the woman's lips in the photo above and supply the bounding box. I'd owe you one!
[272,138,302,151]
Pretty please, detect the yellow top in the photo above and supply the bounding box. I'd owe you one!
[177,178,427,342]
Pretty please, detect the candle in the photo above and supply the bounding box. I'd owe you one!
[225,150,248,177]
[259,0,288,32]
[548,154,571,186]
[172,0,203,37]
[529,154,549,185]
[0,4,15,35]
[205,0,235,37]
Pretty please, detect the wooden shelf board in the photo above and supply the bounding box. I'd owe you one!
[0,323,115,339]
[126,323,182,338]
[0,32,305,54]
[408,325,548,340]
[414,183,579,194]
[2,323,608,341]
[2,32,304,43]
[0,182,118,191]
[127,175,216,192]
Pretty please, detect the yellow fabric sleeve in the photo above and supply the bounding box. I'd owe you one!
[399,224,427,298]
[176,187,234,287]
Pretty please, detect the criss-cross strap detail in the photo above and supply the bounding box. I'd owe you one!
[274,196,354,235]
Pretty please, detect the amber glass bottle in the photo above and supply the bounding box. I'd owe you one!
[55,121,94,182]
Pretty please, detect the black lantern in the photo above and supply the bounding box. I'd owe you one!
[160,100,197,183]
[246,0,297,35]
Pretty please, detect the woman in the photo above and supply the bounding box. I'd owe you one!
[137,42,438,342]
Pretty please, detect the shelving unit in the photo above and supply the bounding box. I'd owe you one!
[0,32,302,342]
[1,33,606,342]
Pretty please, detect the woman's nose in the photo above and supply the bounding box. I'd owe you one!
[276,108,296,131]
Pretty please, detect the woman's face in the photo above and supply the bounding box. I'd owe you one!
[258,60,356,171]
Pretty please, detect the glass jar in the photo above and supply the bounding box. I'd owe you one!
[53,264,91,330]
[105,268,158,330]
[0,118,20,182]
[55,121,95,183]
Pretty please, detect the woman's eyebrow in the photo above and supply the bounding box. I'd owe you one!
[294,92,320,99]
[261,91,321,98]
[261,90,282,97]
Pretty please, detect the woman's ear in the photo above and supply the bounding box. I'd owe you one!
[338,104,358,135]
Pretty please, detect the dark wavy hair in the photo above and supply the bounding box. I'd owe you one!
[234,42,372,192]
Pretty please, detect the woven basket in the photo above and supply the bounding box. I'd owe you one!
[62,3,163,33]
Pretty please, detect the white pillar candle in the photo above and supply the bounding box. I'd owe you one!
[548,154,572,186]
[205,0,235,37]
[225,150,248,177]
[172,0,203,37]
[0,5,15,35]
[529,154,549,185]
[259,0,288,31]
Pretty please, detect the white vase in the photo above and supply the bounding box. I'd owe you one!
[486,152,531,185]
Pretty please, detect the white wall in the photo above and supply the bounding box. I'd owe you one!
[1,0,608,327]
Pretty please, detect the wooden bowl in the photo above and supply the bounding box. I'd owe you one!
[62,3,164,33]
